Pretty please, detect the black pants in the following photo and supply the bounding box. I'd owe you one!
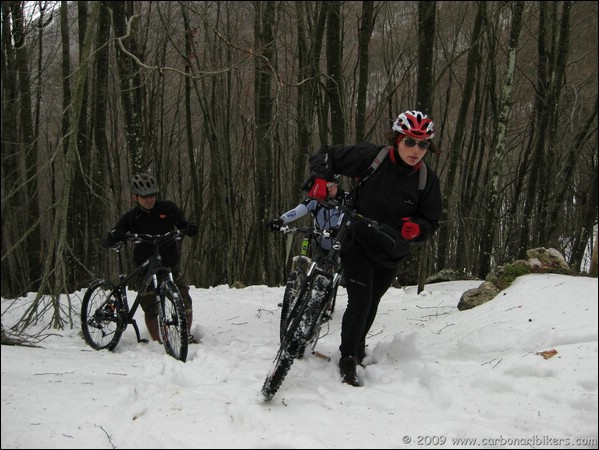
[339,245,399,358]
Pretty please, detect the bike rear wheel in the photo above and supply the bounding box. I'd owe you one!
[81,280,125,351]
[262,274,330,401]
[158,280,188,362]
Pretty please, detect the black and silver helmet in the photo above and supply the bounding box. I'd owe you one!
[131,173,159,196]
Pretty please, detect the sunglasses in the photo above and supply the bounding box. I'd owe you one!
[138,193,156,199]
[403,138,430,149]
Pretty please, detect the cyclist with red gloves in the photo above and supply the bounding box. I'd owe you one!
[306,110,442,387]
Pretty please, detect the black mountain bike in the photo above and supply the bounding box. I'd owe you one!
[261,200,395,401]
[81,230,189,362]
[277,226,339,349]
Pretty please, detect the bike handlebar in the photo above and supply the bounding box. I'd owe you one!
[313,198,397,245]
[274,198,396,246]
[122,229,186,245]
[277,226,331,238]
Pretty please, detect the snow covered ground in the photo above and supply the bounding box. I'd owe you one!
[2,274,597,449]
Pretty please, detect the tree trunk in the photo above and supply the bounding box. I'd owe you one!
[295,2,326,189]
[325,1,344,145]
[355,1,375,143]
[437,1,485,270]
[415,1,435,294]
[1,2,28,297]
[111,1,145,172]
[10,1,40,292]
[478,2,524,278]
[250,1,277,284]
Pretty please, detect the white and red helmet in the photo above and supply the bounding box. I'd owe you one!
[392,110,435,140]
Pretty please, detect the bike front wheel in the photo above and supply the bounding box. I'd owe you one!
[280,266,307,343]
[262,274,330,401]
[295,274,330,357]
[261,348,297,401]
[158,280,188,362]
[81,280,125,351]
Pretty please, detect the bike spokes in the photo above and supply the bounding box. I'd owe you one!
[158,281,188,362]
[81,280,125,351]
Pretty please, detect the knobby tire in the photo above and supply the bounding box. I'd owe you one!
[158,280,188,362]
[262,274,330,401]
[81,280,125,351]
[279,267,307,343]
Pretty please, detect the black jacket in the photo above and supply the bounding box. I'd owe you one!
[308,142,442,268]
[107,200,190,268]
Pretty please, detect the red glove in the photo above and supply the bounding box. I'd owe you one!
[309,178,329,201]
[401,218,421,240]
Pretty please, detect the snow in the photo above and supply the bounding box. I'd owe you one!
[2,274,598,449]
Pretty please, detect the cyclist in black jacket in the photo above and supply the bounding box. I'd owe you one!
[306,111,442,386]
[101,173,199,344]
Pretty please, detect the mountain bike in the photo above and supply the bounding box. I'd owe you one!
[278,226,338,346]
[81,230,189,362]
[261,200,395,401]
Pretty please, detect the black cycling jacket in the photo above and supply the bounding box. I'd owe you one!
[308,142,442,268]
[110,200,190,268]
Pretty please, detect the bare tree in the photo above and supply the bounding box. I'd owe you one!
[436,1,486,270]
[325,1,344,145]
[355,1,376,143]
[6,1,40,294]
[17,1,101,330]
[250,1,277,284]
[478,2,525,278]
[1,1,597,314]
[414,0,436,293]
[111,1,145,172]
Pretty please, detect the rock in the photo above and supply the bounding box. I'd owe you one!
[457,281,500,311]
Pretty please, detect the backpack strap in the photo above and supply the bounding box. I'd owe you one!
[418,161,427,191]
[358,146,427,192]
[356,146,392,188]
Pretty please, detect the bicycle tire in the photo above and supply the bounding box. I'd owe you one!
[261,274,329,401]
[81,279,125,351]
[295,274,330,357]
[279,267,307,343]
[158,280,188,362]
[261,348,296,401]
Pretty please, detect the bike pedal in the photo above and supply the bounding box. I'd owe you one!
[312,351,331,362]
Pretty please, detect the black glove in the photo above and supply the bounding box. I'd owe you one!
[186,223,199,237]
[268,218,284,232]
[101,229,123,248]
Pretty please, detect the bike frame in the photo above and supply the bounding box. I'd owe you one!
[278,224,343,354]
[108,235,177,343]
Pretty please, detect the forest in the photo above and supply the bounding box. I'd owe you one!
[1,1,597,315]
